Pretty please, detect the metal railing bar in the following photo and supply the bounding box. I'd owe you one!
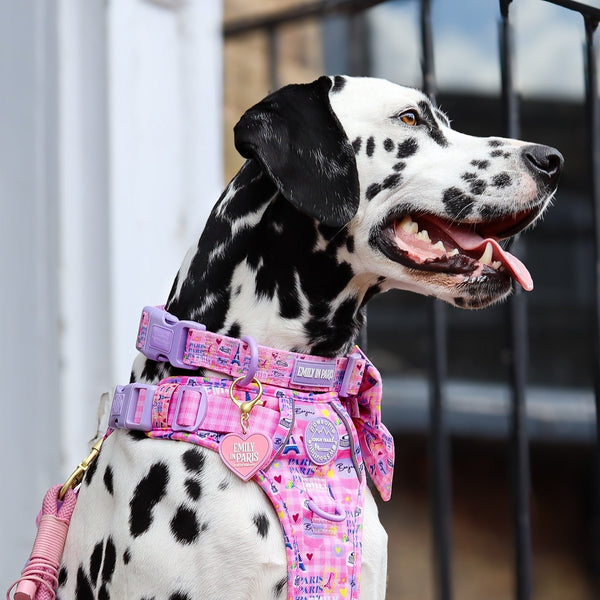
[500,3,533,599]
[583,14,600,563]
[223,0,389,38]
[542,0,600,20]
[421,0,453,598]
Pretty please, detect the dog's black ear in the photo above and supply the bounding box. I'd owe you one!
[234,76,359,228]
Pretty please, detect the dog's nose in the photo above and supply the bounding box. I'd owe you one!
[521,144,564,187]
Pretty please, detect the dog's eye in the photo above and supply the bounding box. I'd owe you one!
[399,111,418,126]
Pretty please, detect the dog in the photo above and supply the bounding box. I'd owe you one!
[55,76,562,600]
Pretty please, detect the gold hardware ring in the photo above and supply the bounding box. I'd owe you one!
[229,376,264,433]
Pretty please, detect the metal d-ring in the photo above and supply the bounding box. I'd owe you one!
[238,335,259,387]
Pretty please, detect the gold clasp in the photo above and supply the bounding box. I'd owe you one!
[58,437,104,501]
[229,376,264,434]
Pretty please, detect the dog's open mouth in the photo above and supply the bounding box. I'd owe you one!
[379,208,542,291]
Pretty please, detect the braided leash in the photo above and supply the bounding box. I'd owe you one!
[7,485,77,600]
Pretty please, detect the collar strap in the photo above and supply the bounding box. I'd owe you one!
[136,306,367,396]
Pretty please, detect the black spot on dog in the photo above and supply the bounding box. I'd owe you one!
[129,462,169,538]
[127,430,148,442]
[101,537,117,584]
[366,183,382,201]
[442,187,474,219]
[273,576,287,598]
[346,236,355,253]
[84,453,99,487]
[478,205,499,220]
[471,159,490,170]
[352,137,362,154]
[392,161,406,172]
[123,549,131,565]
[366,136,375,157]
[182,448,206,474]
[396,138,418,158]
[331,75,346,93]
[90,541,103,586]
[253,512,270,538]
[103,465,114,495]
[170,505,201,544]
[308,296,360,356]
[184,478,202,501]
[417,100,449,147]
[492,172,512,188]
[58,566,68,587]
[169,593,191,600]
[462,172,477,181]
[469,179,487,195]
[490,149,503,158]
[226,322,241,338]
[279,280,303,320]
[76,566,94,600]
[98,584,110,600]
[218,479,229,491]
[503,152,511,159]
[488,139,504,147]
[383,138,394,152]
[430,128,449,148]
[382,173,402,190]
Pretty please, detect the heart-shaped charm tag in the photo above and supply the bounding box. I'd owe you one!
[219,432,273,481]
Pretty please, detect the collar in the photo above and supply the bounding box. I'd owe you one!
[136,306,367,396]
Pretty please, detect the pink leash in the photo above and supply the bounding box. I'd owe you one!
[7,485,77,600]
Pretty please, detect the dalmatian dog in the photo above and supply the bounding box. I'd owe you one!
[56,76,562,600]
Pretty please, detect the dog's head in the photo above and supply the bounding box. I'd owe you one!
[234,75,563,309]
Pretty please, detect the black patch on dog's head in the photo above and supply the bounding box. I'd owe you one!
[234,76,359,227]
[332,75,346,93]
[397,138,418,158]
[492,172,512,188]
[366,137,375,157]
[442,187,474,219]
[418,101,449,148]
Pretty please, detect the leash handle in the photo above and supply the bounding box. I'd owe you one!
[7,485,77,600]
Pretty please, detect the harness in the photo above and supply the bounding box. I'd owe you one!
[9,306,394,600]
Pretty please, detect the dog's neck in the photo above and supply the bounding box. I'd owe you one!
[164,160,381,360]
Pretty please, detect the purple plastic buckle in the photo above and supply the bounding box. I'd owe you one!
[339,352,363,397]
[109,383,156,431]
[172,386,207,432]
[137,306,204,370]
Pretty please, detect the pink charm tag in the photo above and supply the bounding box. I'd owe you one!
[219,432,273,481]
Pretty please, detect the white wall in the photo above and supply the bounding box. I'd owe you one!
[1,0,222,587]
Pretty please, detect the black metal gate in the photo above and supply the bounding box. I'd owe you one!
[224,2,600,598]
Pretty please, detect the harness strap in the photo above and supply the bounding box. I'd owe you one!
[110,378,286,440]
[136,306,367,395]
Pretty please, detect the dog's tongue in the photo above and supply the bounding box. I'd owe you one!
[435,219,534,291]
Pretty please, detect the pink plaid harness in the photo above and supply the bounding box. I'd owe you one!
[9,307,394,600]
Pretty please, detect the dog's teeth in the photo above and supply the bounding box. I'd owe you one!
[432,241,446,252]
[399,216,419,234]
[447,248,459,256]
[478,242,493,265]
[492,260,502,270]
[416,229,431,242]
